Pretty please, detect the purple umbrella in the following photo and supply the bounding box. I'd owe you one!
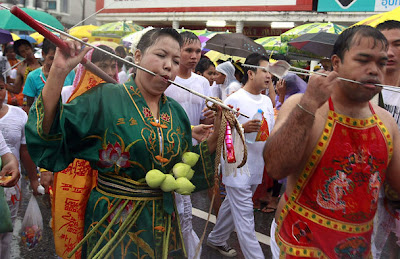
[0,29,13,44]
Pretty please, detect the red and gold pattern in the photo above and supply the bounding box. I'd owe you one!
[276,99,392,258]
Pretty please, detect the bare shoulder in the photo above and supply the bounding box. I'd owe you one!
[372,104,399,133]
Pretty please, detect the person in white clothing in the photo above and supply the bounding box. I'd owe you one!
[0,75,38,259]
[164,31,213,259]
[215,61,242,101]
[207,53,275,258]
[372,20,400,259]
[0,131,19,186]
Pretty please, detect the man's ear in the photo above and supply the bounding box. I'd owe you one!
[331,55,340,71]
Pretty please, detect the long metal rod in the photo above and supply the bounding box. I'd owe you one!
[2,4,248,118]
[69,3,113,30]
[2,59,24,75]
[242,64,400,93]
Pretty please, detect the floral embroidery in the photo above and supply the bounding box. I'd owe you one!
[160,113,170,123]
[98,142,130,168]
[143,107,152,118]
[334,236,368,258]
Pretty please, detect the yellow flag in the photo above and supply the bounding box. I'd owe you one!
[67,70,105,103]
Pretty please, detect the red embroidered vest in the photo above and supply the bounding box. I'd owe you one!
[276,99,393,258]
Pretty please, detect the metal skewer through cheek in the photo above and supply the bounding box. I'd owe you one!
[242,63,400,93]
[5,5,248,118]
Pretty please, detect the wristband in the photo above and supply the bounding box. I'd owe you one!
[297,103,315,117]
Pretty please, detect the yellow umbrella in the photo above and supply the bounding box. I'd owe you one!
[90,40,120,50]
[353,6,400,27]
[11,33,20,41]
[30,32,44,44]
[69,25,98,42]
[205,50,245,64]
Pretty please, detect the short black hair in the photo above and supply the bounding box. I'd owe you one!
[180,31,200,46]
[91,45,116,63]
[3,44,14,56]
[332,25,388,61]
[195,57,214,74]
[137,28,183,54]
[242,53,269,84]
[42,39,56,55]
[376,20,400,31]
[13,39,32,56]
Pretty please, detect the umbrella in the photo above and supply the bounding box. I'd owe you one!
[280,22,347,43]
[18,34,37,44]
[0,8,64,31]
[353,6,400,27]
[0,29,13,44]
[254,36,285,54]
[122,26,154,49]
[205,50,245,63]
[205,33,266,58]
[92,21,143,38]
[69,25,98,41]
[288,32,338,58]
[90,41,120,50]
[30,31,60,45]
[11,33,19,41]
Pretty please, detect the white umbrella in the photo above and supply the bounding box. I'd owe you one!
[122,26,154,51]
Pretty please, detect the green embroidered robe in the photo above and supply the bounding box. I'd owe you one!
[25,77,215,258]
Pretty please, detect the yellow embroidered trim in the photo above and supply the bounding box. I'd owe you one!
[276,232,328,258]
[374,115,394,163]
[331,111,376,128]
[286,201,373,233]
[35,94,62,141]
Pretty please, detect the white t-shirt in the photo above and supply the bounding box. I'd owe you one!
[222,88,275,187]
[0,105,27,170]
[382,89,400,131]
[0,131,11,156]
[165,72,211,144]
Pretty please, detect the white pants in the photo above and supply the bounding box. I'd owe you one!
[207,185,264,259]
[270,219,280,259]
[175,193,200,259]
[0,183,20,259]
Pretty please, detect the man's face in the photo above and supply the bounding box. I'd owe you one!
[93,59,117,79]
[17,44,34,59]
[42,49,55,71]
[333,36,388,102]
[380,29,400,74]
[180,40,201,70]
[253,60,272,92]
[5,48,16,60]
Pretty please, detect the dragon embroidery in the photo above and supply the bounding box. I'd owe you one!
[317,171,353,212]
[369,171,381,209]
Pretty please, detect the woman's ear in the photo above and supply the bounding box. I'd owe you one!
[134,49,142,65]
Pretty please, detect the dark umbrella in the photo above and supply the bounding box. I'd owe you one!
[0,29,13,44]
[205,33,266,58]
[288,32,338,58]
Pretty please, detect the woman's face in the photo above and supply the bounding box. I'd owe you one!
[201,65,217,86]
[215,71,226,84]
[135,36,180,98]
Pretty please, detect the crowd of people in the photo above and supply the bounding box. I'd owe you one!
[0,19,399,259]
